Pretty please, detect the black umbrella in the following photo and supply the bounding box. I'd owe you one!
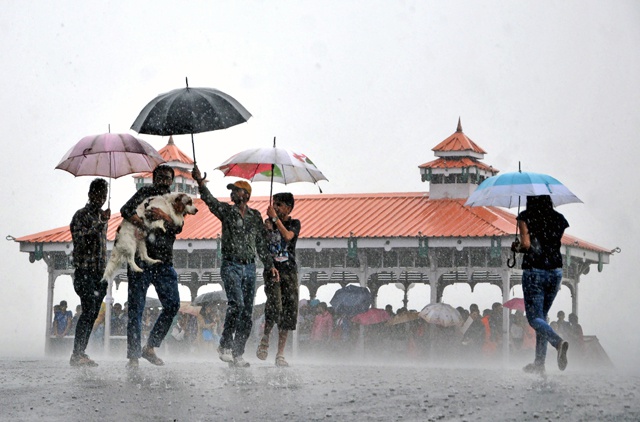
[329,285,372,316]
[131,77,252,165]
[193,290,227,306]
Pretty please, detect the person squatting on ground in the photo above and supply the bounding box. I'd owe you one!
[69,178,110,366]
[256,192,301,367]
[192,165,277,368]
[512,194,570,375]
[121,165,182,368]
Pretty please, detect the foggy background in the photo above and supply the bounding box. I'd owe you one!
[1,1,638,370]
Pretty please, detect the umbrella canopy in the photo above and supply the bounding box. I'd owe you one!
[503,297,526,312]
[419,303,463,327]
[193,290,227,306]
[351,308,391,325]
[465,169,582,268]
[216,146,327,185]
[216,138,327,199]
[329,285,372,316]
[55,133,165,179]
[464,171,582,208]
[386,310,421,326]
[55,133,165,208]
[131,78,251,164]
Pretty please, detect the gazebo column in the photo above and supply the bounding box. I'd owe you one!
[44,263,56,355]
[501,265,512,364]
[572,278,579,316]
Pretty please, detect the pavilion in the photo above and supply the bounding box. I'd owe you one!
[14,121,614,357]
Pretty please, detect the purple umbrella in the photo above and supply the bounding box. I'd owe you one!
[55,132,165,206]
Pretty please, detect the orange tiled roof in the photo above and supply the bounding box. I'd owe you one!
[418,157,496,172]
[432,120,487,154]
[15,193,609,253]
[160,136,194,164]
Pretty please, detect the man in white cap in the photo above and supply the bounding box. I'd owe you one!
[192,165,277,367]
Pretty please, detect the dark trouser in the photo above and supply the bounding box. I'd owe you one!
[522,268,564,366]
[127,263,180,359]
[72,268,107,356]
[219,260,256,358]
[264,269,299,332]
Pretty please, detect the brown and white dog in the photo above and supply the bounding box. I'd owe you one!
[101,193,198,282]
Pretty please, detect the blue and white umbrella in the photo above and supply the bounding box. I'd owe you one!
[464,171,582,208]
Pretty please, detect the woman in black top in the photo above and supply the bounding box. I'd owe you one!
[512,195,570,374]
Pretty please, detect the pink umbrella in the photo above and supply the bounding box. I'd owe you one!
[503,297,526,312]
[55,132,165,206]
[351,308,391,325]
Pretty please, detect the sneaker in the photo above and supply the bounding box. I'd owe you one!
[557,340,569,371]
[141,346,164,366]
[231,356,250,368]
[217,346,233,363]
[70,353,98,367]
[523,363,545,375]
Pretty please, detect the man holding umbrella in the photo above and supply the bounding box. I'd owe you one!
[192,165,277,368]
[121,165,182,368]
[69,178,110,367]
[256,192,300,367]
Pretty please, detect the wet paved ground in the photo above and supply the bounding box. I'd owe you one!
[0,357,638,421]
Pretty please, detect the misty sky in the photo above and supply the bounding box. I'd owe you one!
[1,1,639,367]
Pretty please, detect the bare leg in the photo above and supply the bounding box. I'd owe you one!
[257,320,274,360]
[277,329,288,357]
[275,329,289,367]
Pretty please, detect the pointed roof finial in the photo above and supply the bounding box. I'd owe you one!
[457,117,463,133]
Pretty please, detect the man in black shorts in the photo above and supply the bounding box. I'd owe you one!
[256,192,301,367]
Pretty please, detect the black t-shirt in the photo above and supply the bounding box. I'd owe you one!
[517,208,569,270]
[266,218,301,272]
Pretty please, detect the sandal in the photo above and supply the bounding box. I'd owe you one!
[256,338,269,361]
[275,355,289,367]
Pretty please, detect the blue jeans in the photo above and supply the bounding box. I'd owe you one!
[127,263,180,359]
[522,268,564,366]
[219,260,257,358]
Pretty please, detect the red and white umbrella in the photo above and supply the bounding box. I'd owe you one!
[215,137,327,199]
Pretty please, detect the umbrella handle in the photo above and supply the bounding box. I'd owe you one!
[507,251,517,268]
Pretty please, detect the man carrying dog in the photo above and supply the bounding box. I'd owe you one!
[192,165,277,368]
[69,178,110,367]
[120,164,182,368]
[256,192,300,367]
